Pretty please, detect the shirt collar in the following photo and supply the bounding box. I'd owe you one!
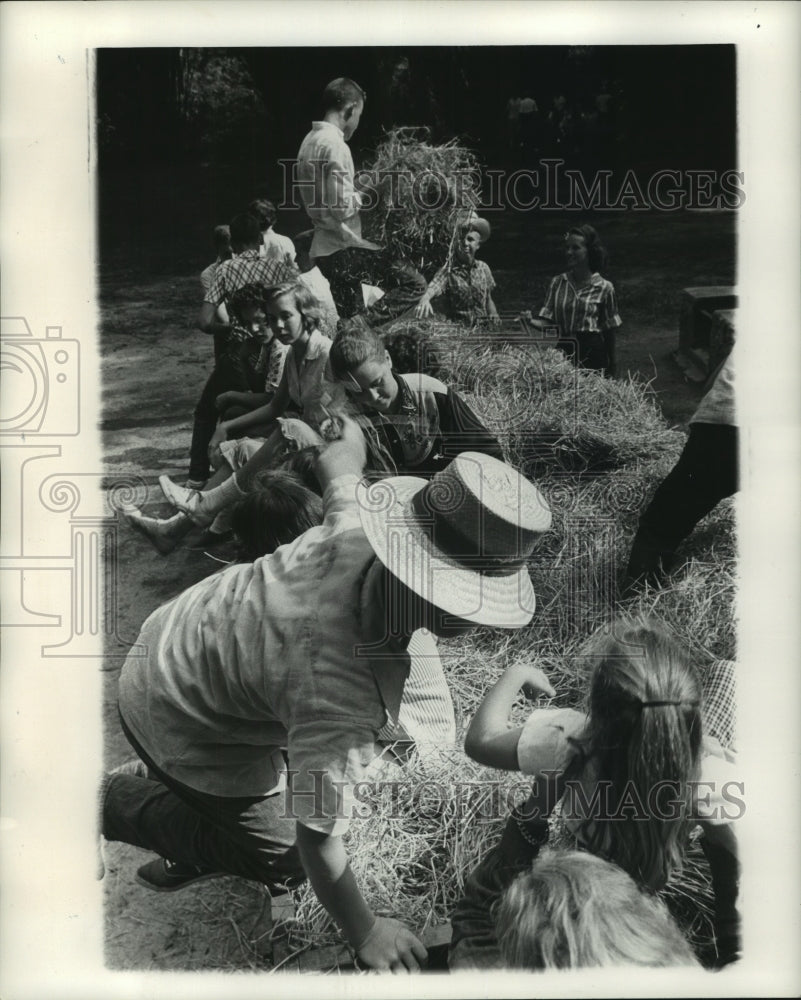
[311,120,345,138]
[563,271,602,288]
[234,248,261,260]
[395,374,419,414]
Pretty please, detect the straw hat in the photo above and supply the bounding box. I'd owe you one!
[463,213,491,243]
[357,453,551,628]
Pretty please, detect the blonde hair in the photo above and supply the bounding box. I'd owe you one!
[266,280,323,335]
[495,849,699,969]
[575,619,703,890]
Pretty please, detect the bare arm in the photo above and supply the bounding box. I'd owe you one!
[465,662,555,770]
[295,823,427,970]
[314,413,367,491]
[215,390,274,414]
[198,300,231,337]
[219,377,289,437]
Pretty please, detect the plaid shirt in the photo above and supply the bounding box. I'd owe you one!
[426,259,496,326]
[205,250,297,342]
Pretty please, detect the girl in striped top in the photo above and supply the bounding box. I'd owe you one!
[534,225,622,377]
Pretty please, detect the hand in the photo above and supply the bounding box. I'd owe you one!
[207,424,228,467]
[414,298,433,318]
[354,916,427,973]
[506,661,555,700]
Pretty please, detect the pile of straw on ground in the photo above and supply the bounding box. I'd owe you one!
[282,334,735,965]
[362,128,482,278]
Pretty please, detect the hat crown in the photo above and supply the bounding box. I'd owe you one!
[413,452,551,565]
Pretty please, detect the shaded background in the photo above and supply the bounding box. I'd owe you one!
[96,45,737,277]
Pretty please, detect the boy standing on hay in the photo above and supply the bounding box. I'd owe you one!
[296,77,427,323]
[100,417,552,972]
[414,216,500,328]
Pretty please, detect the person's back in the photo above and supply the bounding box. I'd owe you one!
[248,197,297,264]
[118,468,384,802]
[451,619,740,969]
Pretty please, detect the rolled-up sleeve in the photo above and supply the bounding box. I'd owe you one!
[538,277,558,320]
[284,718,381,836]
[600,283,623,329]
[516,707,587,776]
[315,137,361,225]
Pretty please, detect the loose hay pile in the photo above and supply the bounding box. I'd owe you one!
[281,331,735,966]
[361,127,482,278]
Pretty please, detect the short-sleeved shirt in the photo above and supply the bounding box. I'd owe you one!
[691,353,736,427]
[200,258,222,296]
[118,474,425,836]
[260,229,297,264]
[516,706,740,838]
[364,372,505,474]
[426,259,496,326]
[205,250,296,341]
[254,337,289,393]
[539,272,622,336]
[281,328,345,426]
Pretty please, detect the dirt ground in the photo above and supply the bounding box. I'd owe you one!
[100,207,735,970]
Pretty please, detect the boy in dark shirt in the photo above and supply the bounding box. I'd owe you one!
[328,322,504,474]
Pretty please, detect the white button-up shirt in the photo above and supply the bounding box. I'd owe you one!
[296,121,379,259]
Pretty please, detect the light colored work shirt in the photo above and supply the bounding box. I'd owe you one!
[260,229,297,264]
[296,121,379,259]
[118,475,430,835]
[282,327,345,426]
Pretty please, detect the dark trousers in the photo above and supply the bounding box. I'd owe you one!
[557,331,612,376]
[188,337,265,482]
[102,713,305,890]
[188,368,222,482]
[625,422,739,588]
[316,247,427,322]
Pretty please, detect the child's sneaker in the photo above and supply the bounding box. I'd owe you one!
[135,857,225,892]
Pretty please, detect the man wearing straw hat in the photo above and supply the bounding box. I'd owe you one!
[100,416,551,972]
[296,77,427,322]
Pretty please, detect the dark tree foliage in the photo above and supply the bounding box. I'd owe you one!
[97,45,736,174]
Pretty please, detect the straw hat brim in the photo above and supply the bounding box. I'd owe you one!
[357,476,536,629]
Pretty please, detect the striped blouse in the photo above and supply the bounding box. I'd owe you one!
[539,272,622,335]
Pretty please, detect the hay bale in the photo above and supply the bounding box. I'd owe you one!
[281,325,734,962]
[435,336,684,473]
[361,127,481,278]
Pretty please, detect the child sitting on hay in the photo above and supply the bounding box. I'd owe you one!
[450,620,741,970]
[414,216,500,328]
[328,320,505,475]
[127,280,345,552]
[211,282,289,426]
